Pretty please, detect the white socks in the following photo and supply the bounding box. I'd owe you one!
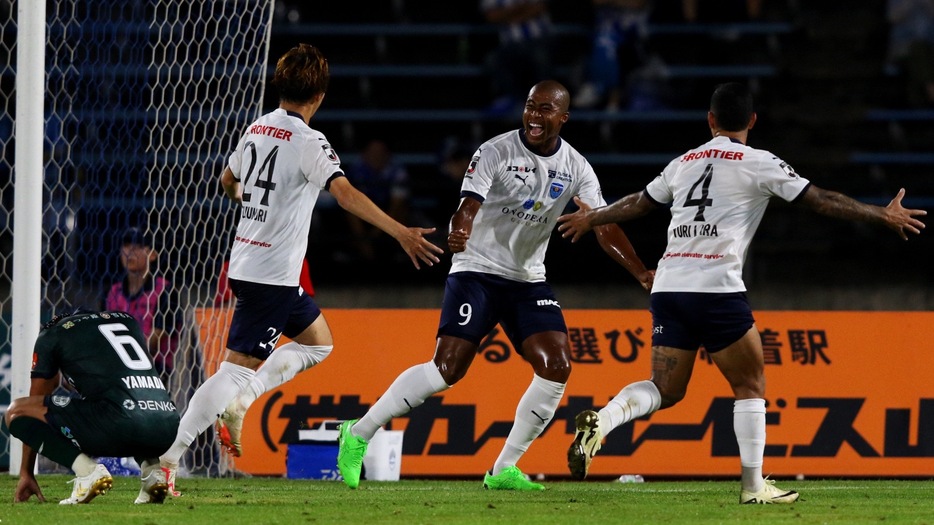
[230,342,333,414]
[161,361,255,466]
[597,380,662,436]
[491,374,565,476]
[71,454,98,477]
[353,362,449,441]
[734,398,766,492]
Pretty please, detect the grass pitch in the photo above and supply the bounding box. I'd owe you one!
[1,475,932,524]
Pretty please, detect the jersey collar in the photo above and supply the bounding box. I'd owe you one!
[518,129,562,157]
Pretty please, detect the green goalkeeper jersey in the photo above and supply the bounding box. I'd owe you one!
[32,310,175,409]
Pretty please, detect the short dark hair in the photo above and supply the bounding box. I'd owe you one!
[121,227,152,247]
[272,43,329,104]
[41,306,95,331]
[710,83,754,132]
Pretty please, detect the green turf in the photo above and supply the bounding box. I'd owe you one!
[1,475,933,524]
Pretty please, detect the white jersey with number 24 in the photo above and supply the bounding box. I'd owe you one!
[227,108,343,286]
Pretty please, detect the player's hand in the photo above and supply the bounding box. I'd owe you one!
[885,188,926,240]
[638,269,655,292]
[14,474,45,503]
[448,228,469,253]
[398,227,443,269]
[557,196,595,243]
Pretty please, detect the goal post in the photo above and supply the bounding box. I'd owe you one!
[1,0,275,477]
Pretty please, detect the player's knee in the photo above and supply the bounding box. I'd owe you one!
[656,384,687,409]
[536,358,570,383]
[298,344,332,366]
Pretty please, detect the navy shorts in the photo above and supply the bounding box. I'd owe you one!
[650,292,755,353]
[227,279,322,360]
[438,271,567,351]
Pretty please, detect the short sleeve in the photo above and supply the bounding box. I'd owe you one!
[31,330,59,379]
[227,133,248,181]
[645,158,679,204]
[574,160,607,208]
[757,153,810,202]
[460,145,500,200]
[301,134,344,188]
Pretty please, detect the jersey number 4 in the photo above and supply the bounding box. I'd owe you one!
[241,142,279,206]
[684,163,713,221]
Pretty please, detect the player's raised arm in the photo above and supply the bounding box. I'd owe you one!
[798,186,926,241]
[328,176,443,268]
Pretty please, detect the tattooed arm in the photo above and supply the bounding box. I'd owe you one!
[798,186,926,241]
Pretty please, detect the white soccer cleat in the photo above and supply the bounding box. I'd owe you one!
[217,401,246,457]
[567,410,603,480]
[134,465,169,504]
[59,463,113,505]
[741,478,800,504]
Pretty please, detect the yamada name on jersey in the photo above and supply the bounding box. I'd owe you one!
[121,374,167,390]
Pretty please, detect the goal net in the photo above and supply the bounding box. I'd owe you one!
[0,0,274,477]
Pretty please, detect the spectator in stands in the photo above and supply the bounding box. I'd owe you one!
[680,0,762,22]
[886,0,934,107]
[104,227,180,387]
[481,0,555,114]
[428,137,475,230]
[345,139,411,263]
[573,0,653,110]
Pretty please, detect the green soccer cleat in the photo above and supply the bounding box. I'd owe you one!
[482,466,544,491]
[337,419,368,489]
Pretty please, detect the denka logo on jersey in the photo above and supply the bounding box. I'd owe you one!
[549,182,565,199]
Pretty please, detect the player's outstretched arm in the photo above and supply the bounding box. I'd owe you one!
[558,192,655,243]
[799,186,927,241]
[329,177,443,268]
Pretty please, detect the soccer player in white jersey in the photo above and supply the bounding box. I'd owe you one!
[557,82,927,503]
[336,80,654,491]
[157,44,443,494]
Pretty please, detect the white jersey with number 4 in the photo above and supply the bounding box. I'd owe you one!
[645,135,811,293]
[227,108,344,286]
[452,130,607,282]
